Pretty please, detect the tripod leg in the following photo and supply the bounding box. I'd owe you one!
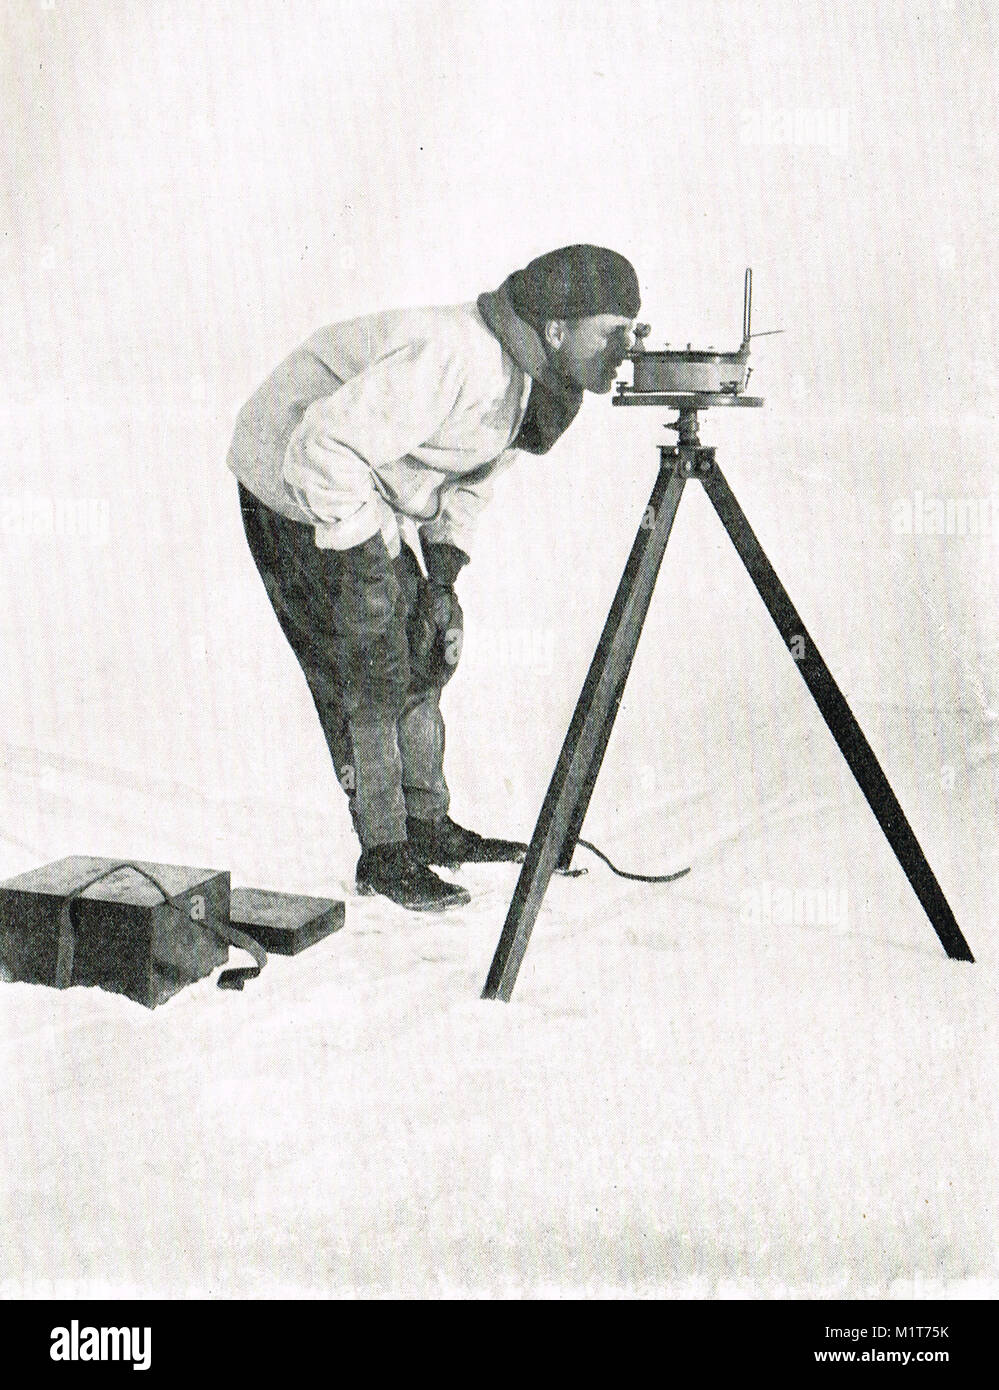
[555,665,632,871]
[482,465,687,1002]
[701,463,973,963]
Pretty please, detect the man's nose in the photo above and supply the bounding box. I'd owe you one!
[610,327,635,355]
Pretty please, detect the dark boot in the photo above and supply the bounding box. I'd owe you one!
[407,815,528,868]
[356,840,471,911]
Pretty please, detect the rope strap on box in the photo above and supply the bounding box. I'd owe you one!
[55,861,266,992]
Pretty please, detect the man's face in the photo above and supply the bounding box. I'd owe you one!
[547,314,636,393]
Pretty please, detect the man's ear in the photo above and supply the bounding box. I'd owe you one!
[542,319,565,352]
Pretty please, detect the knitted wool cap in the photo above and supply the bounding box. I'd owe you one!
[508,244,641,329]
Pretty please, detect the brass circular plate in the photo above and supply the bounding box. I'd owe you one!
[612,391,765,408]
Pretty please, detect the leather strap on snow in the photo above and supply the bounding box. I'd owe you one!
[54,861,266,992]
[215,921,267,991]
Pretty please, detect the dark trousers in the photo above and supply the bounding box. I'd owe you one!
[238,483,451,848]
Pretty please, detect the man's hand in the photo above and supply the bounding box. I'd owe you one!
[405,542,469,687]
[408,579,463,682]
[422,542,468,671]
[422,579,458,633]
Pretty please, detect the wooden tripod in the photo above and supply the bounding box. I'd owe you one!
[482,396,974,1002]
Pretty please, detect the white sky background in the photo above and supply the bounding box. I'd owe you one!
[1,0,997,846]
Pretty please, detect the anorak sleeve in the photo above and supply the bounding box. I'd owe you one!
[283,340,463,553]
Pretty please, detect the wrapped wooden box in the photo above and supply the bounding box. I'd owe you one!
[0,856,232,1008]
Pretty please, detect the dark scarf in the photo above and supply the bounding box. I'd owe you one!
[476,277,584,455]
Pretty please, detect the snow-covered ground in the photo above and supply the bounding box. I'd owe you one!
[1,694,995,1298]
[2,385,995,1300]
